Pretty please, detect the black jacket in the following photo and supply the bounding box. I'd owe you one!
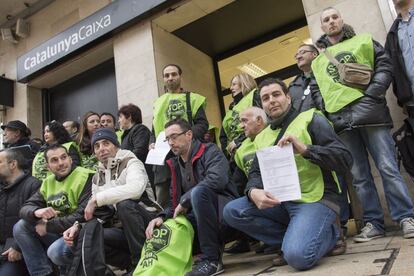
[159,140,238,219]
[385,18,414,105]
[246,109,353,213]
[316,29,393,134]
[288,73,324,112]
[121,123,151,164]
[19,167,93,234]
[0,173,40,250]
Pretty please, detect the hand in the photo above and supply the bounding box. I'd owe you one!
[84,196,97,221]
[35,220,48,236]
[250,189,280,209]
[227,141,237,153]
[2,247,22,262]
[145,217,164,239]
[34,207,59,220]
[277,135,307,155]
[149,143,155,150]
[173,204,188,219]
[63,225,80,247]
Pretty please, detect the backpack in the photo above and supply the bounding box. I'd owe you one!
[393,117,414,178]
[67,219,115,276]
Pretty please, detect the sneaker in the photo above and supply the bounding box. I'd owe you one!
[185,260,224,276]
[327,237,347,256]
[353,222,385,243]
[400,217,414,239]
[224,240,250,254]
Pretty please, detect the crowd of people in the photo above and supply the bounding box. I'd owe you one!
[1,2,414,276]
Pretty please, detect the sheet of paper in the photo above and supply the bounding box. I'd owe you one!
[145,131,171,166]
[256,143,301,202]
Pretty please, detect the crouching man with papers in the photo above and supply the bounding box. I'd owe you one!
[223,78,353,271]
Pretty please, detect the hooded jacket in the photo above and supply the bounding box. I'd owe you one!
[0,173,40,250]
[315,24,393,133]
[92,149,159,212]
[159,140,238,219]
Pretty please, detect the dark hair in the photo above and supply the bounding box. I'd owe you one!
[298,43,319,55]
[75,111,100,154]
[70,121,80,131]
[2,148,27,170]
[44,144,69,163]
[164,118,191,132]
[162,64,182,76]
[258,78,288,95]
[45,121,72,144]
[118,104,142,124]
[100,112,116,124]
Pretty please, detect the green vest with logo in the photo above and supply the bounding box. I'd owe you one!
[311,34,374,113]
[222,89,256,142]
[153,92,206,137]
[253,109,325,203]
[33,142,78,181]
[234,137,257,176]
[40,166,94,216]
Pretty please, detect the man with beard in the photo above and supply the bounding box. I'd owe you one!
[149,64,209,208]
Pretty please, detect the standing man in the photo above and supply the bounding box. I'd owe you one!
[223,78,352,271]
[13,144,93,276]
[312,7,414,242]
[1,120,40,168]
[0,149,40,275]
[289,44,323,112]
[146,119,237,276]
[63,120,80,139]
[149,64,209,208]
[385,0,414,117]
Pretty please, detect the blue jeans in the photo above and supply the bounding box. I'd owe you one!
[13,219,61,276]
[223,197,339,271]
[47,237,73,274]
[340,126,414,231]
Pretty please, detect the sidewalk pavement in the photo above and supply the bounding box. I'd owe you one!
[221,231,414,275]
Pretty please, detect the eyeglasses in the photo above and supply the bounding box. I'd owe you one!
[164,131,187,142]
[294,50,314,59]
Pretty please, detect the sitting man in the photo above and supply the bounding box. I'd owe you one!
[62,128,159,272]
[13,144,93,276]
[0,149,40,275]
[145,119,238,276]
[225,107,269,254]
[223,78,353,271]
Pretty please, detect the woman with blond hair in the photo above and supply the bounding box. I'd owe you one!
[220,72,261,155]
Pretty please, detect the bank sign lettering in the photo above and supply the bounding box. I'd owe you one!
[17,0,170,82]
[23,15,111,71]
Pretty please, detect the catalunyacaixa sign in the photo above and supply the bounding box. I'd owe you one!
[17,0,174,83]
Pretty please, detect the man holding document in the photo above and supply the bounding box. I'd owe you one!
[223,78,353,271]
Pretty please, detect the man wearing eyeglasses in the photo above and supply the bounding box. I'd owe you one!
[149,64,209,209]
[146,119,238,276]
[289,44,323,113]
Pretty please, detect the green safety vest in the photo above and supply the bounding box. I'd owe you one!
[116,129,123,144]
[311,34,374,113]
[40,166,94,216]
[234,137,256,176]
[32,141,78,181]
[254,109,325,203]
[222,89,256,142]
[152,92,206,137]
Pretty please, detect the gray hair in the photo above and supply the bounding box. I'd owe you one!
[243,106,268,125]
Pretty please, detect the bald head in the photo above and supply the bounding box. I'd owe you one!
[239,107,268,140]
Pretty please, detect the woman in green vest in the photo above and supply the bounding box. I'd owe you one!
[32,121,80,181]
[75,111,100,171]
[220,72,261,156]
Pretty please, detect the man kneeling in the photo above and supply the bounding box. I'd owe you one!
[223,78,353,270]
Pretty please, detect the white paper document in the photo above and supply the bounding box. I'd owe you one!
[256,143,301,202]
[145,131,171,166]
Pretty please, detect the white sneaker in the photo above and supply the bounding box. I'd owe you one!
[400,217,414,239]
